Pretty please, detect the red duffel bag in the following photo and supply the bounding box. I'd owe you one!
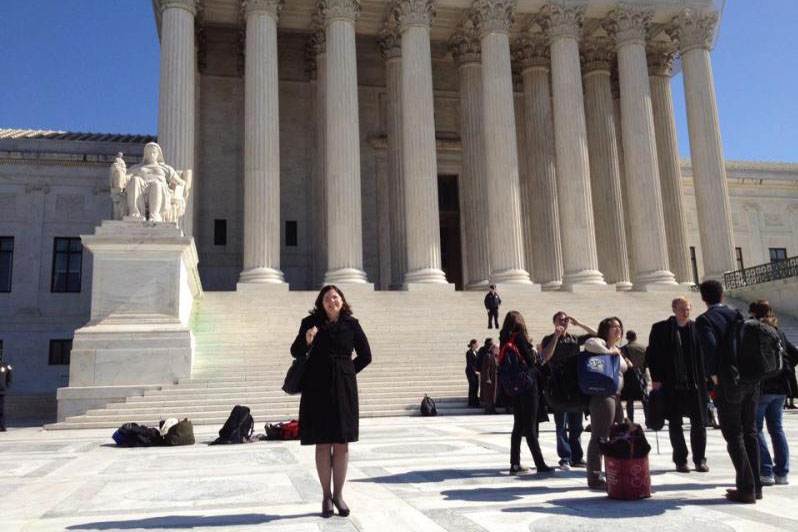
[605,456,651,500]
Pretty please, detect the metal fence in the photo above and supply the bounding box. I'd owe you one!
[723,256,798,290]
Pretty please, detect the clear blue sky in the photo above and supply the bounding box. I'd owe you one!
[1,0,796,162]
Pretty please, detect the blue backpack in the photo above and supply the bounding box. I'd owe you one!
[498,336,534,396]
[578,353,620,396]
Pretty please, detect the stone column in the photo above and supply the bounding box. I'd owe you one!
[307,23,327,287]
[648,42,693,285]
[239,0,286,284]
[158,0,197,236]
[540,4,605,289]
[379,21,408,289]
[394,0,448,285]
[611,72,636,280]
[667,9,736,281]
[604,6,676,289]
[322,0,369,284]
[581,37,632,290]
[449,22,490,290]
[512,35,563,290]
[471,0,532,286]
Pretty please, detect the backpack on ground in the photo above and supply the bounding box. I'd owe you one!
[214,405,254,444]
[420,394,437,416]
[544,355,589,412]
[497,337,534,397]
[730,311,785,383]
[577,353,620,396]
[111,422,163,447]
[163,418,195,446]
[265,419,300,440]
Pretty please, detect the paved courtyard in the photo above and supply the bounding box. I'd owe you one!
[2,411,797,531]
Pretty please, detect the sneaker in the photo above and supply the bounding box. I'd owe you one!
[760,475,775,487]
[559,460,571,471]
[775,475,789,485]
[570,459,587,468]
[509,464,529,475]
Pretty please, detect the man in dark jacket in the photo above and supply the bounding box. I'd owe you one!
[465,339,480,407]
[647,297,708,473]
[695,280,761,503]
[484,285,501,329]
[0,354,12,431]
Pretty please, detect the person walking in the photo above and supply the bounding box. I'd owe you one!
[500,311,554,475]
[620,330,647,422]
[484,285,501,329]
[583,317,628,489]
[695,280,761,503]
[540,311,596,470]
[748,300,798,487]
[465,339,480,408]
[290,285,372,518]
[647,297,709,473]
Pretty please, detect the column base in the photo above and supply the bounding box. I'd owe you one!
[404,267,448,284]
[632,270,679,292]
[541,280,563,292]
[239,267,286,284]
[236,282,289,293]
[465,279,491,291]
[615,281,634,292]
[492,282,541,293]
[404,282,455,292]
[490,268,533,285]
[560,270,610,292]
[324,267,369,285]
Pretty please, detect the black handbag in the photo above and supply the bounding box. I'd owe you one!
[282,349,309,395]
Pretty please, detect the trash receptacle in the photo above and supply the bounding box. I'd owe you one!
[600,421,652,500]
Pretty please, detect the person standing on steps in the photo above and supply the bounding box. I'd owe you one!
[465,339,480,408]
[647,297,709,474]
[290,285,372,518]
[484,285,501,329]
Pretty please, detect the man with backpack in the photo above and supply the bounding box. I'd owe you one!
[484,285,501,329]
[695,280,762,503]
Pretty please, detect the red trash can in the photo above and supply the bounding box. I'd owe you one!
[605,456,652,500]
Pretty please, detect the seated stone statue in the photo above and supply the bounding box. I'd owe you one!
[109,142,192,223]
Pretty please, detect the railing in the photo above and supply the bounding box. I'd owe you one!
[724,256,798,289]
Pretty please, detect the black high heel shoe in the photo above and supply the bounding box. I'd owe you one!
[321,497,334,518]
[332,497,350,517]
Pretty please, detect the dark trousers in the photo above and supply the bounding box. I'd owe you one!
[510,387,547,468]
[716,381,761,495]
[667,390,707,466]
[554,410,584,464]
[0,394,5,429]
[488,309,499,329]
[466,371,479,407]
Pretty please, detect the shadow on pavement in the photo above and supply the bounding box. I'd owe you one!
[355,467,505,484]
[503,495,738,518]
[66,512,318,530]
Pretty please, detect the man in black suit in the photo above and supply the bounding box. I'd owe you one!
[695,280,761,503]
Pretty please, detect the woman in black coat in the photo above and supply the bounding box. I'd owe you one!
[290,285,372,518]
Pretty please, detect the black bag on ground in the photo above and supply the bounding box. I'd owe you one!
[731,312,785,383]
[213,405,254,444]
[112,422,163,447]
[599,421,651,459]
[644,389,666,431]
[420,394,437,416]
[163,418,195,446]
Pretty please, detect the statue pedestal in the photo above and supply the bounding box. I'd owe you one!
[56,221,202,422]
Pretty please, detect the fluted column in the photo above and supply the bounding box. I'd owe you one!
[307,23,327,287]
[322,0,369,284]
[449,23,490,290]
[158,0,197,236]
[581,37,631,290]
[648,42,693,285]
[604,6,676,289]
[667,9,736,281]
[513,35,563,290]
[471,0,531,285]
[239,0,286,284]
[379,21,408,289]
[394,0,448,285]
[540,4,605,289]
[611,72,636,280]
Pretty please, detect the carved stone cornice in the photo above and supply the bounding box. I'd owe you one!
[602,5,653,47]
[538,3,584,43]
[647,41,677,77]
[242,0,283,18]
[319,0,361,24]
[511,34,549,70]
[378,15,402,59]
[581,36,615,74]
[666,9,718,53]
[448,20,481,65]
[159,0,198,15]
[392,0,436,31]
[470,0,515,37]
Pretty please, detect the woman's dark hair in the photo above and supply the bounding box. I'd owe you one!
[597,317,624,343]
[468,339,478,348]
[499,310,530,345]
[749,299,778,328]
[626,330,637,342]
[310,285,352,320]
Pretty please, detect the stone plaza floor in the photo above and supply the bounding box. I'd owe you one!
[2,411,797,531]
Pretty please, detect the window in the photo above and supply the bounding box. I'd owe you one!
[0,339,4,361]
[285,221,298,247]
[690,246,700,286]
[214,219,227,246]
[735,247,744,271]
[49,339,72,365]
[769,248,787,262]
[0,236,12,292]
[51,237,83,293]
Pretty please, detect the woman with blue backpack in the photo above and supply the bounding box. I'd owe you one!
[499,311,555,475]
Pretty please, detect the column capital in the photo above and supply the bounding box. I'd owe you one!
[319,0,360,24]
[242,0,283,18]
[646,41,677,77]
[511,34,549,71]
[392,0,436,31]
[666,9,718,53]
[602,5,653,47]
[538,3,584,43]
[448,20,481,65]
[378,16,403,59]
[470,0,515,37]
[580,36,615,74]
[159,0,198,16]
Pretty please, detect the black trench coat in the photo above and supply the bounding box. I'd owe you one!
[290,313,372,445]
